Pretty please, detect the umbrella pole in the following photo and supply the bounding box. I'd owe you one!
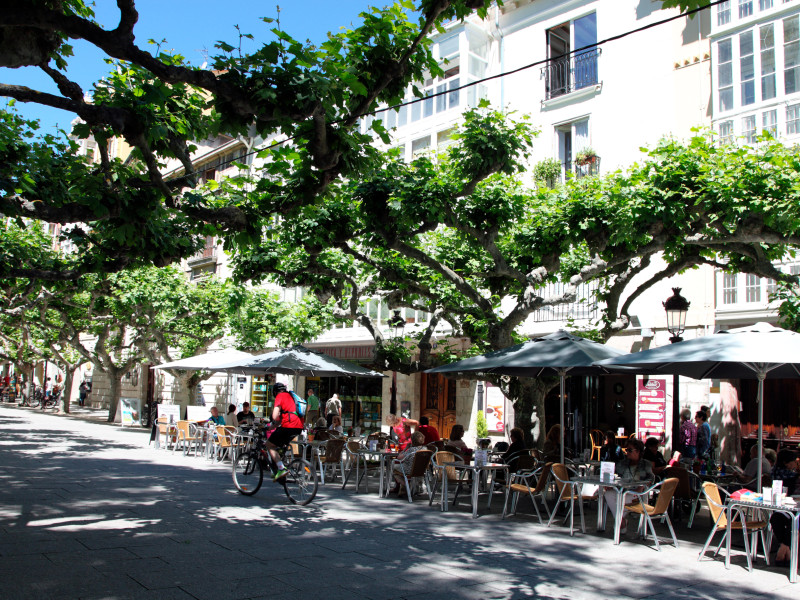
[756,371,765,494]
[559,369,567,464]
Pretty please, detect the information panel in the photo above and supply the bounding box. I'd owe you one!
[636,378,667,441]
[484,383,506,433]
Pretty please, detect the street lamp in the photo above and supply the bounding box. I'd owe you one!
[663,287,690,453]
[387,309,406,415]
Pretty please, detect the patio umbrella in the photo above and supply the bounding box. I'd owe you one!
[214,345,386,378]
[426,330,630,463]
[596,322,800,490]
[152,348,253,371]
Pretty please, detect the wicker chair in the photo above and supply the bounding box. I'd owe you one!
[698,482,769,571]
[318,438,346,484]
[428,451,465,510]
[213,426,240,461]
[626,477,680,550]
[589,429,604,461]
[502,462,552,524]
[547,462,591,535]
[174,420,203,456]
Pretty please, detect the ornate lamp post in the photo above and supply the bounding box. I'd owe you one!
[387,309,406,415]
[663,287,690,450]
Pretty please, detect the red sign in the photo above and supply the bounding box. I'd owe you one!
[636,378,666,441]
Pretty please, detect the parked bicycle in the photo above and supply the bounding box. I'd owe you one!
[232,425,318,505]
[41,388,61,410]
[20,385,45,408]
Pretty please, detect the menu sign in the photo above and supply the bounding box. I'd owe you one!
[484,383,506,433]
[636,378,667,441]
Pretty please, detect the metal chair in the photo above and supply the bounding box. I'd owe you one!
[391,449,433,503]
[502,462,552,524]
[626,477,680,551]
[428,451,465,510]
[698,482,769,571]
[318,438,346,484]
[547,463,588,535]
[174,420,202,456]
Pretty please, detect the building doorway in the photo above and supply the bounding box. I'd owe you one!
[420,373,457,438]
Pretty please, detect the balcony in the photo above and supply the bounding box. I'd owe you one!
[541,49,601,101]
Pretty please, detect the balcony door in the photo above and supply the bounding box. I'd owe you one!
[420,373,457,439]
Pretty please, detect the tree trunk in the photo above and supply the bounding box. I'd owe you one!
[719,381,743,466]
[106,371,123,422]
[509,376,558,449]
[59,366,75,414]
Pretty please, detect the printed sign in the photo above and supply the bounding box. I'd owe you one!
[186,405,209,422]
[120,397,142,427]
[600,461,615,483]
[484,383,506,433]
[636,378,667,441]
[157,403,180,423]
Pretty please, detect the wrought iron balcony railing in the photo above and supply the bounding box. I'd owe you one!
[541,48,601,100]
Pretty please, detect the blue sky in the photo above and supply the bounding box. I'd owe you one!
[6,1,376,134]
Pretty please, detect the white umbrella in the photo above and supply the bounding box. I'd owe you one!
[597,322,800,490]
[153,348,253,371]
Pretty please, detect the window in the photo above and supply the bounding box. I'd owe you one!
[739,0,753,18]
[787,103,800,133]
[760,24,776,100]
[742,114,757,142]
[718,39,734,111]
[785,15,800,94]
[557,118,590,179]
[762,109,777,135]
[718,1,731,25]
[719,120,734,143]
[740,31,756,105]
[411,136,431,157]
[436,128,456,151]
[190,263,216,281]
[745,273,761,302]
[723,273,738,304]
[543,13,598,100]
[759,0,773,9]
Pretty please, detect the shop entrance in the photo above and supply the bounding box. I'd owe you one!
[420,373,457,439]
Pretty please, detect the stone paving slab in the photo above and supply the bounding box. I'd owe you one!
[0,404,797,599]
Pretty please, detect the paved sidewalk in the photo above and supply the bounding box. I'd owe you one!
[0,405,796,600]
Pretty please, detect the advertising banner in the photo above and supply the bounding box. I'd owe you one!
[636,378,667,441]
[484,383,506,433]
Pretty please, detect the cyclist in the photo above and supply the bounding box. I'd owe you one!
[266,382,304,481]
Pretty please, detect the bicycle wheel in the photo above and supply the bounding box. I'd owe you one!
[232,451,263,496]
[282,457,318,506]
[30,394,41,409]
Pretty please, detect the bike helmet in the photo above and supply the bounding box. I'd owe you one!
[273,382,287,394]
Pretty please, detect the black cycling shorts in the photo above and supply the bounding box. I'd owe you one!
[268,427,302,448]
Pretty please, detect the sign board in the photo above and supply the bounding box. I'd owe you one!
[636,378,667,441]
[157,403,180,423]
[186,405,209,422]
[120,397,143,427]
[484,383,506,433]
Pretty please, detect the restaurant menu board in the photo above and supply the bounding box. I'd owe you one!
[600,461,615,482]
[158,404,180,423]
[120,397,142,427]
[636,378,667,441]
[484,383,506,433]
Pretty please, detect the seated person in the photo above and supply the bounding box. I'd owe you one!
[770,450,799,566]
[236,402,256,426]
[734,446,777,486]
[599,430,623,463]
[329,414,344,434]
[502,427,528,469]
[391,431,427,496]
[418,416,441,444]
[602,438,654,534]
[445,424,472,458]
[225,404,238,428]
[542,424,561,461]
[387,413,419,451]
[208,406,226,426]
[643,437,667,475]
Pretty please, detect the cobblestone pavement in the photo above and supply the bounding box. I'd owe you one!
[0,404,797,600]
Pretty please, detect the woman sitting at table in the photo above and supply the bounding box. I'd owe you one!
[542,424,561,461]
[445,424,472,458]
[225,404,238,428]
[643,437,667,475]
[599,430,623,463]
[771,450,799,566]
[602,438,654,535]
[390,431,426,496]
[387,413,419,451]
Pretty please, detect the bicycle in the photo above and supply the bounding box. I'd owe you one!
[41,389,61,410]
[232,425,318,506]
[22,386,44,408]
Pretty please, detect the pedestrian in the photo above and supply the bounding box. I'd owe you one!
[305,387,320,425]
[78,380,91,407]
[325,392,342,428]
[695,410,712,459]
[679,408,697,459]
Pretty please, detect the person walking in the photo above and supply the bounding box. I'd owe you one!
[325,393,342,428]
[305,387,320,425]
[78,380,91,407]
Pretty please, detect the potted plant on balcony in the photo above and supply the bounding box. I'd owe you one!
[575,147,598,166]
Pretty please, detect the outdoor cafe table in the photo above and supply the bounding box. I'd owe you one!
[443,462,509,518]
[571,474,647,544]
[725,497,800,583]
[342,448,398,496]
